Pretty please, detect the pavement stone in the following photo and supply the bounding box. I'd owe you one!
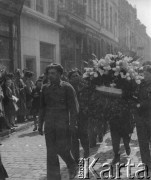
[0,126,144,180]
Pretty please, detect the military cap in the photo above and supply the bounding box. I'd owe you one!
[45,63,63,75]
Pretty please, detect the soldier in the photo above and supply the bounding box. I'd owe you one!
[38,63,79,180]
[68,69,90,162]
[136,65,151,172]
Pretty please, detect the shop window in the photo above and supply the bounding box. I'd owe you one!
[24,55,36,81]
[24,0,31,8]
[36,0,44,13]
[0,37,9,59]
[101,0,105,27]
[40,42,56,74]
[48,0,55,18]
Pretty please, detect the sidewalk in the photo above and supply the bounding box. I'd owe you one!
[0,121,34,139]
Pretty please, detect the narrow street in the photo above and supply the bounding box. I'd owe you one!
[0,125,142,180]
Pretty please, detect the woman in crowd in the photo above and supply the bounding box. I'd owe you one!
[2,75,18,128]
[23,70,34,120]
[31,79,42,131]
[14,69,26,123]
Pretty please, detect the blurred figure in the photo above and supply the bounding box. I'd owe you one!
[68,69,90,161]
[23,70,34,120]
[136,65,151,172]
[0,150,8,180]
[2,76,18,128]
[14,69,26,123]
[31,79,42,131]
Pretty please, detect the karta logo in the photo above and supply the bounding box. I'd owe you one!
[78,158,150,179]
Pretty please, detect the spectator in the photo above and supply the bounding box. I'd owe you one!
[14,69,26,123]
[31,79,42,131]
[2,76,18,128]
[23,70,35,120]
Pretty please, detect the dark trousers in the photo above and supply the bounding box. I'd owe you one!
[136,116,151,170]
[45,127,76,180]
[110,128,130,156]
[71,112,89,162]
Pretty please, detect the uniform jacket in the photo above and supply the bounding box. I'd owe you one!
[39,80,79,131]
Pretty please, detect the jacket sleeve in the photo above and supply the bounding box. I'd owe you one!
[140,89,151,110]
[38,86,46,129]
[66,84,79,127]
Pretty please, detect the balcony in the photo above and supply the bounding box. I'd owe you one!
[58,0,86,20]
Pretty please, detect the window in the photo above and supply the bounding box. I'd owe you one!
[97,0,100,23]
[110,6,113,32]
[106,2,109,30]
[40,42,56,74]
[48,0,55,18]
[101,0,105,27]
[114,12,118,36]
[88,0,92,17]
[36,0,44,13]
[0,37,9,59]
[24,0,31,8]
[93,0,96,20]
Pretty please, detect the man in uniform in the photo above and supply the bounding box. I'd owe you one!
[38,63,79,180]
[136,65,151,172]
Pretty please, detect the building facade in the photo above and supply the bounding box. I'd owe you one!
[118,0,137,57]
[21,0,63,78]
[85,0,119,60]
[58,0,86,72]
[0,0,24,71]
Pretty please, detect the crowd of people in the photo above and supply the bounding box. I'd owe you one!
[1,62,151,180]
[0,68,45,132]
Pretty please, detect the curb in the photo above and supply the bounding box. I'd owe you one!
[0,121,34,140]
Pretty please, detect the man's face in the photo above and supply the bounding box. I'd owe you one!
[47,68,60,83]
[69,72,80,85]
[5,79,12,87]
[144,71,151,81]
[37,81,42,88]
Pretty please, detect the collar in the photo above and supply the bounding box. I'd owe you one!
[50,80,63,87]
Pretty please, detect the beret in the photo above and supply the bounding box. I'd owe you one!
[45,63,63,75]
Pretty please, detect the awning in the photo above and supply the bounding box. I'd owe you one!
[0,0,25,17]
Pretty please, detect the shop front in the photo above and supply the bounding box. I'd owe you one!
[0,0,25,71]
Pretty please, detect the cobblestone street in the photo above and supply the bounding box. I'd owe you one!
[0,126,142,180]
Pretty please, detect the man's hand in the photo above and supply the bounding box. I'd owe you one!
[38,128,43,135]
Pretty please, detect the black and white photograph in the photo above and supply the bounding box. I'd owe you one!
[0,0,151,179]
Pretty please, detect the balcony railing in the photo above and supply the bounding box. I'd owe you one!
[59,0,86,20]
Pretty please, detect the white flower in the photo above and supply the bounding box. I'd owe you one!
[98,59,106,67]
[110,83,116,87]
[98,69,104,76]
[112,68,116,71]
[94,72,98,78]
[127,77,131,81]
[136,80,141,84]
[83,73,89,78]
[114,72,119,76]
[126,73,130,77]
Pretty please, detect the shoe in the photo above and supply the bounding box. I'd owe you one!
[69,164,79,179]
[13,125,18,127]
[33,127,37,131]
[126,148,131,156]
[111,155,120,165]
